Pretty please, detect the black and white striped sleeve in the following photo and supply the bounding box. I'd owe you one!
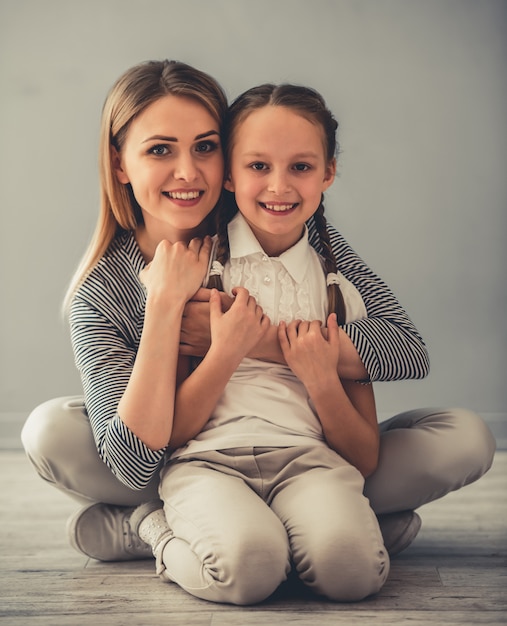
[308,219,430,382]
[69,273,164,491]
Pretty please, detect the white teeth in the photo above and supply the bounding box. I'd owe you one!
[167,191,200,200]
[264,203,295,212]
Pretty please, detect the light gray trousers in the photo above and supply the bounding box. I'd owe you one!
[158,446,389,603]
[21,396,496,514]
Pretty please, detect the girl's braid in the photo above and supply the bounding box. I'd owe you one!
[313,200,346,325]
[206,194,236,290]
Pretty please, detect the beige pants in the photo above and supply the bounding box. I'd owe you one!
[157,446,389,603]
[21,397,496,512]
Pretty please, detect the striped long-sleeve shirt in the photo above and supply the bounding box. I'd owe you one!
[69,219,430,490]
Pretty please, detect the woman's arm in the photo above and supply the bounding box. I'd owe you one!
[70,237,211,490]
[310,219,430,382]
[278,314,379,477]
[117,238,211,450]
[180,289,368,379]
[169,288,269,449]
[181,219,430,383]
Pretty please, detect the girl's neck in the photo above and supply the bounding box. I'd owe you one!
[245,221,305,258]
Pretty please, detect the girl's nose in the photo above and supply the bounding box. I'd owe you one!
[267,170,291,194]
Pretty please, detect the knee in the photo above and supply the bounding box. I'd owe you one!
[440,408,496,483]
[21,396,85,479]
[216,530,290,605]
[299,531,389,602]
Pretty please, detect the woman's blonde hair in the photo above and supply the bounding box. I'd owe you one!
[63,59,228,311]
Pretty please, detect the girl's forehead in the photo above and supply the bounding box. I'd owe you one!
[232,105,327,154]
[238,106,319,134]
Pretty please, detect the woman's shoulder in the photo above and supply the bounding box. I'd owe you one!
[73,231,146,312]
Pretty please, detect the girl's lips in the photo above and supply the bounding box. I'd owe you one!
[260,202,298,213]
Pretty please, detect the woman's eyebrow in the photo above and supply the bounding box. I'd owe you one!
[195,130,220,140]
[142,130,219,143]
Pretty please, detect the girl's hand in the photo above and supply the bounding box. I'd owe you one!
[278,313,340,389]
[180,288,234,357]
[139,237,212,308]
[209,287,270,363]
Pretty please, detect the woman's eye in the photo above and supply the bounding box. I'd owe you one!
[149,145,169,156]
[195,140,219,153]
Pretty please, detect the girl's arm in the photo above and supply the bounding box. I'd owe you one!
[278,314,379,477]
[169,288,270,450]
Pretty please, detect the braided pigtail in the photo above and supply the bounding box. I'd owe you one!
[313,200,346,325]
[206,191,237,290]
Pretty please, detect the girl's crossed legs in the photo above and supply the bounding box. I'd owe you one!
[158,446,389,605]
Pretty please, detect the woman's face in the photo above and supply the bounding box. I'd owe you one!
[115,94,224,242]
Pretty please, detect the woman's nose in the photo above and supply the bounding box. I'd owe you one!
[174,153,198,182]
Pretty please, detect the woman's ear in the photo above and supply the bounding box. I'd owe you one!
[322,158,336,191]
[111,146,130,184]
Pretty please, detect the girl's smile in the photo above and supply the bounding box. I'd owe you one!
[260,202,299,213]
[225,105,335,257]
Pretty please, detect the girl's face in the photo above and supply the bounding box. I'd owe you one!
[114,95,224,243]
[225,105,335,257]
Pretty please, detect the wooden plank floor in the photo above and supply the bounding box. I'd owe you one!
[1,450,506,626]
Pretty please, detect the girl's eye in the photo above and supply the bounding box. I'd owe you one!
[293,163,310,172]
[149,145,169,156]
[195,140,219,154]
[250,162,267,171]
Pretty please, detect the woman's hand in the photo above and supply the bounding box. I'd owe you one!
[139,237,212,308]
[208,287,270,365]
[278,313,340,390]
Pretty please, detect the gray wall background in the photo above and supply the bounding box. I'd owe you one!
[1,0,506,432]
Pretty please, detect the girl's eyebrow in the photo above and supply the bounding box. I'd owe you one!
[242,151,320,159]
[142,130,220,144]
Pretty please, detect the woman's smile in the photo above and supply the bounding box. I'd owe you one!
[163,189,205,206]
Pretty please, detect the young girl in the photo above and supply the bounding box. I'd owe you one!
[131,84,390,604]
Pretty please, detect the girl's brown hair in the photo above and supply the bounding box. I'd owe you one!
[208,83,346,325]
[63,59,228,311]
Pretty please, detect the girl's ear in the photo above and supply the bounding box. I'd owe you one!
[111,146,130,184]
[322,158,337,191]
[223,174,235,193]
